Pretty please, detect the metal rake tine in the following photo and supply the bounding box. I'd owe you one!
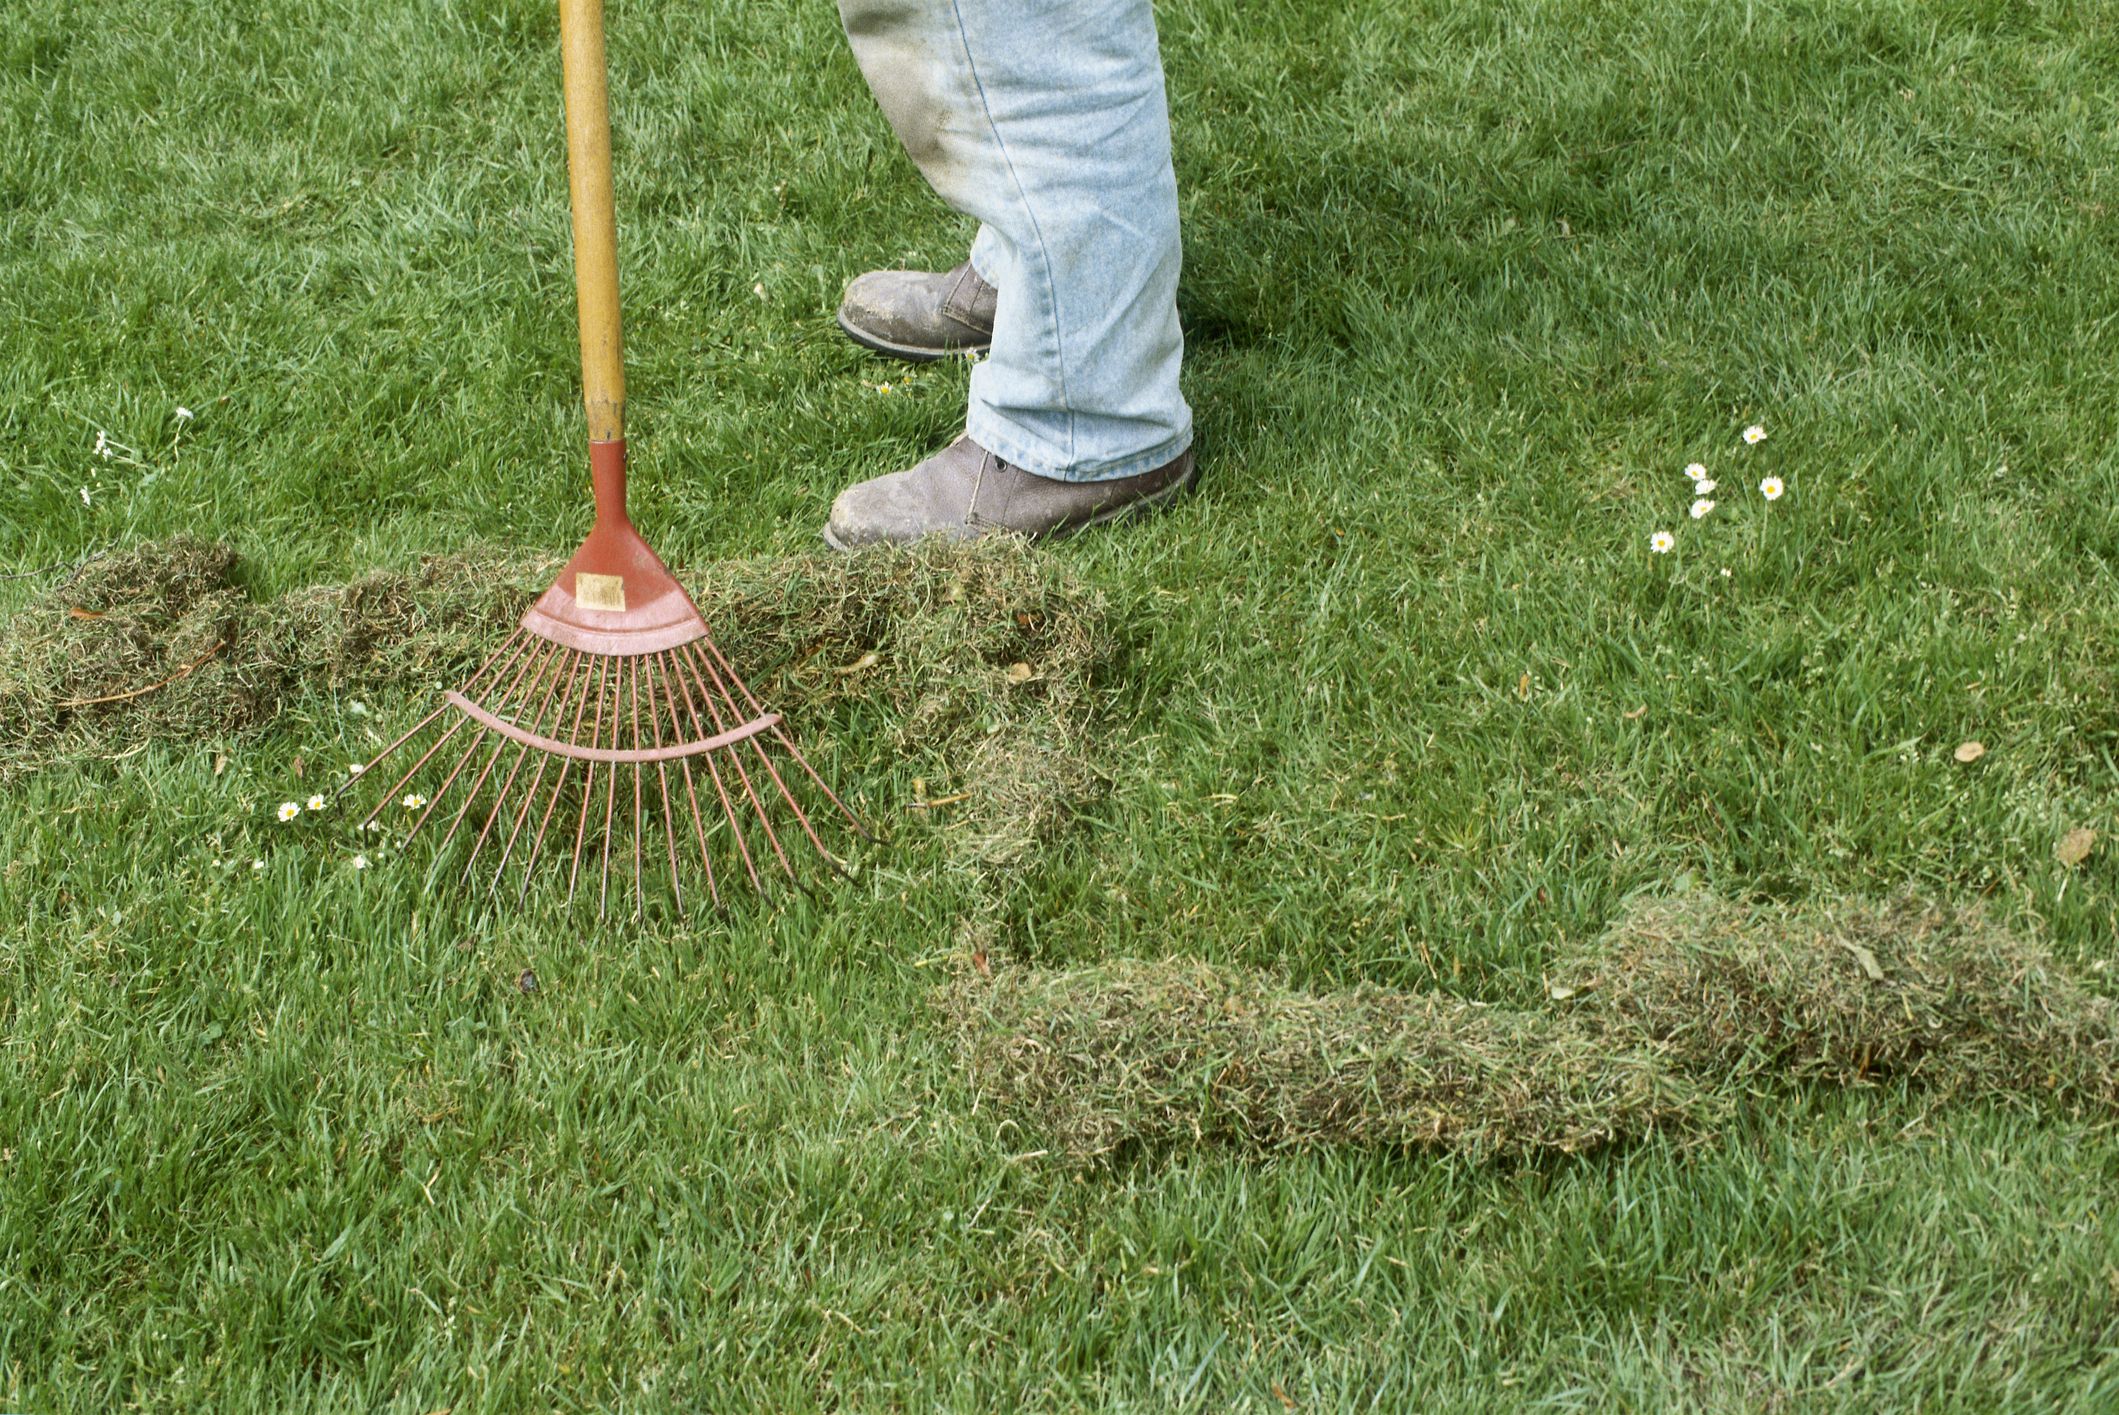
[628,656,646,923]
[644,654,686,919]
[520,648,600,902]
[462,647,576,880]
[652,650,722,910]
[598,653,622,920]
[667,635,762,895]
[416,640,555,843]
[685,641,844,876]
[487,649,582,892]
[443,641,564,851]
[674,643,796,882]
[359,631,537,828]
[568,654,612,905]
[698,633,875,842]
[417,635,555,847]
[338,627,527,807]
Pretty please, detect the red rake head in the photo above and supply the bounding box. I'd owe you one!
[341,442,871,920]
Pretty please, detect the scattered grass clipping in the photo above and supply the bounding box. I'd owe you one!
[951,895,2119,1164]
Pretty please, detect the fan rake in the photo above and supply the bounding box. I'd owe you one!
[340,0,870,918]
[347,622,868,921]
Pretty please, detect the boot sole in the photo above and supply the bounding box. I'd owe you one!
[821,460,1197,553]
[835,311,993,364]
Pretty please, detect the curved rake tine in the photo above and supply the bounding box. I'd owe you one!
[673,645,795,882]
[667,636,762,895]
[598,655,622,920]
[518,649,600,902]
[405,639,544,838]
[644,654,686,919]
[461,647,575,881]
[486,650,581,892]
[652,651,721,911]
[685,642,846,877]
[357,632,537,829]
[628,655,646,923]
[568,654,612,905]
[443,642,564,851]
[699,634,874,842]
[338,628,527,807]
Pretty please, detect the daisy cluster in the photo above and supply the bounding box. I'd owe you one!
[256,759,411,873]
[1649,424,1782,556]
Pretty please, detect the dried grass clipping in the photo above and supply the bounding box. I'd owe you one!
[0,536,1113,872]
[1551,892,2119,1114]
[945,957,1701,1162]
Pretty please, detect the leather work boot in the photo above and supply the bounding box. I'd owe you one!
[822,435,1196,550]
[835,262,997,361]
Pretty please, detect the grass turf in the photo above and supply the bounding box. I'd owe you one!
[4,0,2119,1407]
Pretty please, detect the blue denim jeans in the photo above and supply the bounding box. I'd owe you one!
[838,0,1193,482]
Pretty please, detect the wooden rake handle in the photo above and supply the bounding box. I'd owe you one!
[559,0,625,446]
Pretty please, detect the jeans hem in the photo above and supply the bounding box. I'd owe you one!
[966,409,1194,483]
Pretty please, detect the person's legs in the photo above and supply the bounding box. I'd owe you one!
[838,0,1190,482]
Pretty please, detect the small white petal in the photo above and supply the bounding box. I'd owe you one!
[175,406,195,421]
[1692,478,1717,494]
[1690,498,1716,520]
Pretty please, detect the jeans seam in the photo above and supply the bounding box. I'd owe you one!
[943,0,1077,467]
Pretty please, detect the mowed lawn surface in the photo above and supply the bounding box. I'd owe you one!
[5,0,2119,1407]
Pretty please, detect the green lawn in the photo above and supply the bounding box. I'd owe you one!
[5,0,2119,1407]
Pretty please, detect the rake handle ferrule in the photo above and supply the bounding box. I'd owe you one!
[589,437,629,529]
[560,0,625,448]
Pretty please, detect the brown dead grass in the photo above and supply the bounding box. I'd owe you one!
[0,536,1111,868]
[948,894,2119,1164]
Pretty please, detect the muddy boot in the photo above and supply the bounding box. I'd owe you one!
[823,434,1195,550]
[835,262,997,361]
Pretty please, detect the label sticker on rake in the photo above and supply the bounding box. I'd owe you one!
[575,572,626,612]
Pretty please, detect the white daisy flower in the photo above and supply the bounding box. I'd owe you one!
[1690,498,1716,520]
[276,801,301,823]
[1720,567,1733,578]
[1650,530,1676,555]
[352,854,369,870]
[79,487,92,507]
[348,762,365,777]
[306,794,327,812]
[251,858,265,871]
[1742,425,1767,445]
[363,819,384,833]
[1685,462,1707,480]
[1692,478,1717,494]
[1760,476,1785,501]
[402,792,428,811]
[175,406,195,421]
